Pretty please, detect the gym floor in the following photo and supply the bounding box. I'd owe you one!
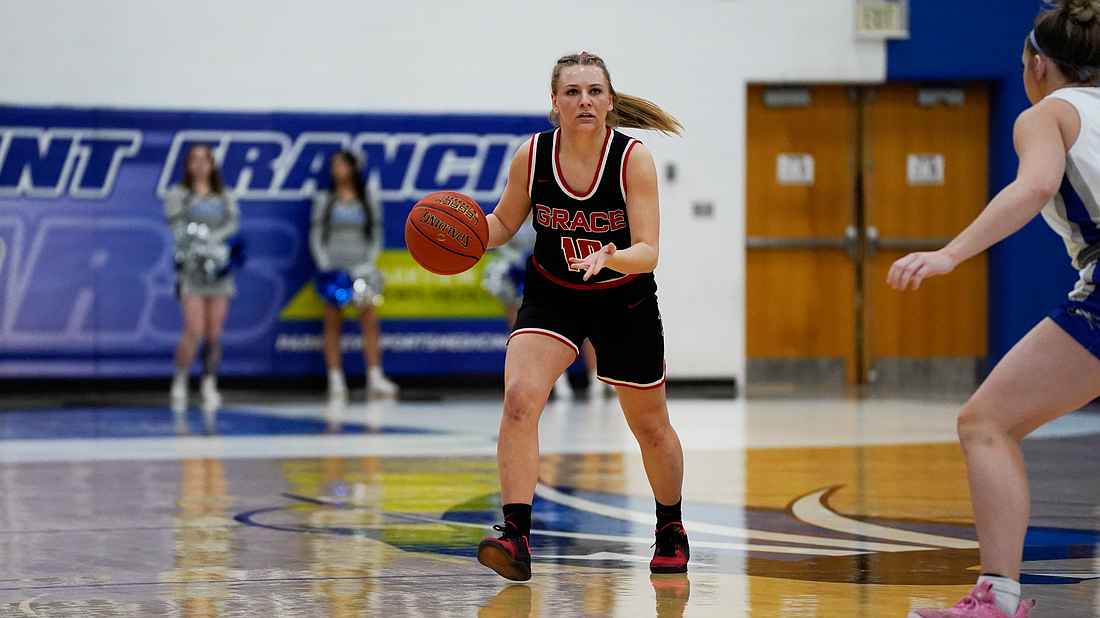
[0,386,1097,617]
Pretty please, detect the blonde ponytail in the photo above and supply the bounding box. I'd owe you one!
[611,92,684,136]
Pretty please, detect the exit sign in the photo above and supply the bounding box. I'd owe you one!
[856,0,909,39]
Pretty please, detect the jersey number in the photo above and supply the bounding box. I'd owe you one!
[562,238,603,271]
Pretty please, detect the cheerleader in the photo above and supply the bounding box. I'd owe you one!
[165,143,239,420]
[310,150,398,399]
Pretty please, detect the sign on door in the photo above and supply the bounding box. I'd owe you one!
[777,153,815,185]
[907,153,945,185]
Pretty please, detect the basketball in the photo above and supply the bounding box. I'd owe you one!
[405,191,489,275]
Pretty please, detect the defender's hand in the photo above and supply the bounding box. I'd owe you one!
[887,250,956,291]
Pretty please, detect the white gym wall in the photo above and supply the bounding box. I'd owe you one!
[0,0,886,385]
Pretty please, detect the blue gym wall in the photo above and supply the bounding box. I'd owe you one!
[887,0,1080,366]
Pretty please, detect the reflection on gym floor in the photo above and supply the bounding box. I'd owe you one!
[0,394,1098,617]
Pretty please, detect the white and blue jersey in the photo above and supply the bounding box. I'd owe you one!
[1042,88,1100,311]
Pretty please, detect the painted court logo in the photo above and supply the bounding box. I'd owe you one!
[237,482,1100,585]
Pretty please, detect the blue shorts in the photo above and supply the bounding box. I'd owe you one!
[1049,300,1100,361]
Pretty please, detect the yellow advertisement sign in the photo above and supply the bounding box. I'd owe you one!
[281,250,507,320]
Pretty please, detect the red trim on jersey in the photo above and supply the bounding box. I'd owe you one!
[526,135,537,197]
[553,128,612,198]
[508,328,580,358]
[532,256,638,290]
[621,139,639,199]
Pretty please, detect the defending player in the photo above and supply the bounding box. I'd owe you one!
[892,2,1100,615]
[475,52,687,581]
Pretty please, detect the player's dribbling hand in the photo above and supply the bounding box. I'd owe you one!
[570,243,616,281]
[887,249,956,291]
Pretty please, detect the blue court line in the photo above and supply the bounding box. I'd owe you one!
[0,406,441,439]
[0,524,236,536]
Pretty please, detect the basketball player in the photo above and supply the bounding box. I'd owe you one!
[892,2,1100,615]
[310,150,398,400]
[475,52,687,581]
[165,143,239,421]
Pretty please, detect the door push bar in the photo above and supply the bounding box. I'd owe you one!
[747,226,951,259]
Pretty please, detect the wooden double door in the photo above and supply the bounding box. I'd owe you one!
[746,83,989,387]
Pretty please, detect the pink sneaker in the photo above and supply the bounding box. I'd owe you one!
[908,582,1035,618]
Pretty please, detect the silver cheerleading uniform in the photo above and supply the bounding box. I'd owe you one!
[482,218,536,308]
[164,185,240,298]
[309,191,384,276]
[497,217,537,263]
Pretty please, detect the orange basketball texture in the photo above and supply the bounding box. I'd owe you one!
[404,191,488,275]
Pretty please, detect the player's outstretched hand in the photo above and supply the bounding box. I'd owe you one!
[570,243,616,281]
[887,249,956,291]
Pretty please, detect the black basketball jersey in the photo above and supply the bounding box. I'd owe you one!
[527,127,654,290]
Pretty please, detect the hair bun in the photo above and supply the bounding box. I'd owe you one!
[1062,0,1100,22]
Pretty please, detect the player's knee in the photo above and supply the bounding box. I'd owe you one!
[502,382,545,425]
[628,414,673,447]
[957,401,1002,449]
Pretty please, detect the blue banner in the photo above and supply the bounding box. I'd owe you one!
[0,107,551,377]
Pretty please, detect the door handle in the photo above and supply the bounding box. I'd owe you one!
[748,227,950,259]
[746,236,849,249]
[864,226,951,258]
[746,226,861,259]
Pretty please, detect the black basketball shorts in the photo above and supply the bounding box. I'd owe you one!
[509,274,666,389]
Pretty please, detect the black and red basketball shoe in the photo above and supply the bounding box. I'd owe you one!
[477,524,532,581]
[650,522,689,573]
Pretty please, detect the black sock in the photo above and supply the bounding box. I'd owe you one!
[502,503,532,537]
[202,338,222,377]
[656,498,682,530]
